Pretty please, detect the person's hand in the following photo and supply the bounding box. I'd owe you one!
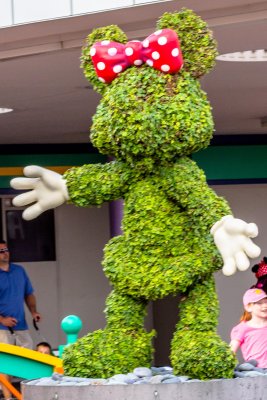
[0,316,17,327]
[211,215,261,276]
[32,312,41,323]
[10,166,69,220]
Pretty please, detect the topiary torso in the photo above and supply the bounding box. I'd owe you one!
[62,8,237,380]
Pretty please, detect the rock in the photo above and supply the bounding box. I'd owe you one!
[52,373,63,381]
[253,367,266,373]
[151,366,173,375]
[237,362,255,371]
[63,377,91,382]
[133,380,148,384]
[161,374,176,381]
[108,374,129,384]
[162,377,181,384]
[148,375,165,384]
[126,373,139,383]
[133,367,152,378]
[177,376,190,382]
[243,371,265,377]
[234,371,246,378]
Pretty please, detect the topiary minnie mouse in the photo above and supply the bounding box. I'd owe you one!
[11,8,261,380]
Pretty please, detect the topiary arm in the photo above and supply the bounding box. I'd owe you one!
[161,157,231,229]
[162,157,261,275]
[64,160,131,207]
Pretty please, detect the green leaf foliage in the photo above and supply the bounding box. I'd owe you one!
[90,70,214,163]
[105,290,148,329]
[158,8,218,77]
[63,327,155,378]
[171,330,237,380]
[63,8,235,380]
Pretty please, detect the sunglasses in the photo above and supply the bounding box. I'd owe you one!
[0,248,9,253]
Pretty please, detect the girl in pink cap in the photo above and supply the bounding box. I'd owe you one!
[230,288,267,367]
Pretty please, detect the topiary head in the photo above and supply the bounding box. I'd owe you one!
[81,9,218,165]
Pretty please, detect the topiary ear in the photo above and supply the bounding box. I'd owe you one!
[252,263,259,273]
[81,25,128,94]
[157,8,218,78]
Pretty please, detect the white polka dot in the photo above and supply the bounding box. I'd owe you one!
[171,48,179,57]
[158,36,167,46]
[113,65,123,73]
[134,59,143,66]
[97,62,106,70]
[161,64,170,72]
[125,47,134,56]
[90,47,96,56]
[152,51,160,60]
[98,77,106,83]
[101,40,110,45]
[143,39,149,48]
[108,47,117,56]
[154,30,162,35]
[146,59,153,67]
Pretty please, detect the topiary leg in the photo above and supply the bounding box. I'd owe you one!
[170,276,237,380]
[63,290,155,378]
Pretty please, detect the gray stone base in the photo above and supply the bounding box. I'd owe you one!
[22,376,267,400]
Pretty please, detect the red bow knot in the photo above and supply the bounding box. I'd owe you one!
[257,260,267,278]
[90,29,183,83]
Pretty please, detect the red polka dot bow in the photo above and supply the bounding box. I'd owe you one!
[90,29,183,83]
[257,260,267,278]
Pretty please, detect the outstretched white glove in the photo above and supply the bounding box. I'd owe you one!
[211,215,261,276]
[10,165,69,220]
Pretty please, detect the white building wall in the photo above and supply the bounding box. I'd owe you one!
[0,0,168,27]
[0,0,13,27]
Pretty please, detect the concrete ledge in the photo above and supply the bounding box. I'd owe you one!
[22,376,267,400]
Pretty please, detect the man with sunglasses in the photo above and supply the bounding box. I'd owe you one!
[0,239,41,400]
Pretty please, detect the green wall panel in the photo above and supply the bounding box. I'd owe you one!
[0,153,106,167]
[193,145,267,180]
[1,145,267,189]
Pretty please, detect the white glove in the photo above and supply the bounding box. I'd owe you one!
[210,215,261,276]
[10,165,69,220]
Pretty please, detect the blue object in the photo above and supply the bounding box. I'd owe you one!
[59,315,83,357]
[0,263,34,330]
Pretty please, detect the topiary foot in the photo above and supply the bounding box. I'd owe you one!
[171,331,237,380]
[63,327,155,378]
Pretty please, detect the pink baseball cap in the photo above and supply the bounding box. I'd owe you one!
[243,288,267,307]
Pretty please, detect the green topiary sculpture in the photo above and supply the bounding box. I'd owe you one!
[63,8,235,379]
[11,8,261,380]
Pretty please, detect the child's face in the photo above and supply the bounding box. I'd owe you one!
[247,298,267,318]
[37,345,51,355]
